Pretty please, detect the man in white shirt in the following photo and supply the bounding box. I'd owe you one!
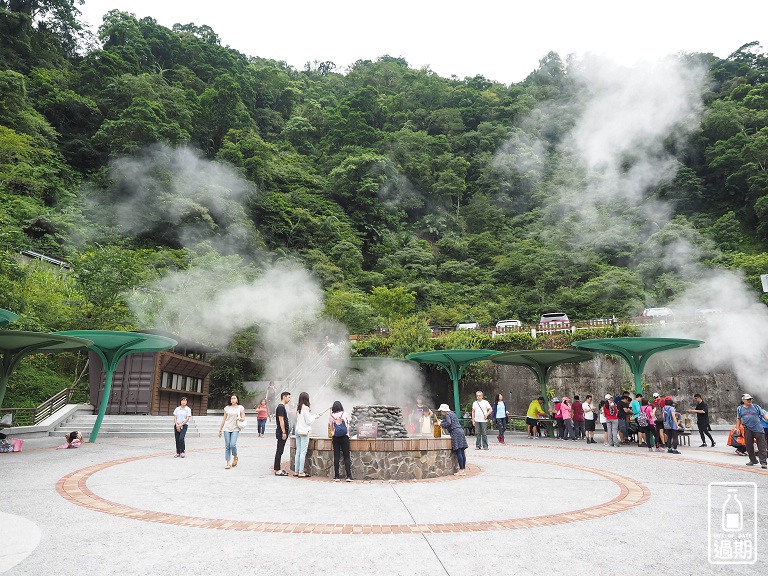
[472,390,492,450]
[582,395,597,444]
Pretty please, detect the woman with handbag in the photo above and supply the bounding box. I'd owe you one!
[218,394,246,469]
[294,391,320,477]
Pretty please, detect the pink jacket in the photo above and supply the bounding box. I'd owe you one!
[560,402,572,419]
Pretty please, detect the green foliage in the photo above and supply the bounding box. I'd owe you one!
[1,15,768,402]
[208,353,259,408]
[4,354,75,407]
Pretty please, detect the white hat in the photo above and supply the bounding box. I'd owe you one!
[437,403,451,412]
[652,392,659,398]
[604,394,612,400]
[742,394,753,400]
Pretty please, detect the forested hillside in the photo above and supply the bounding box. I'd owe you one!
[1,1,768,374]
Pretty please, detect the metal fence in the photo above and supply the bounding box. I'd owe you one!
[2,387,87,427]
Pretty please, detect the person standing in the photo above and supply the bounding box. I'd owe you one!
[439,403,469,475]
[256,399,269,437]
[560,397,574,441]
[572,395,585,440]
[472,391,492,450]
[294,391,320,477]
[273,391,291,476]
[663,398,681,454]
[651,393,666,448]
[688,393,715,447]
[492,393,510,444]
[736,394,767,469]
[526,396,547,438]
[632,393,646,446]
[266,381,277,422]
[582,395,596,444]
[603,394,620,447]
[218,394,245,469]
[173,396,191,458]
[329,401,352,482]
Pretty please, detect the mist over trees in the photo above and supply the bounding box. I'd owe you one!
[1,4,768,404]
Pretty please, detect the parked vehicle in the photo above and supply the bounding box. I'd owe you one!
[495,319,522,330]
[456,321,480,330]
[640,307,673,319]
[539,313,570,325]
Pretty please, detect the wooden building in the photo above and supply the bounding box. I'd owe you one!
[88,331,217,416]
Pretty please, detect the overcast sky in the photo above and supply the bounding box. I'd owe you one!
[78,0,767,83]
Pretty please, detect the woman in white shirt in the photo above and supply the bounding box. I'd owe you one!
[218,394,245,469]
[294,391,319,477]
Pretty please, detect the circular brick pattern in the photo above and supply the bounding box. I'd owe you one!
[56,452,649,534]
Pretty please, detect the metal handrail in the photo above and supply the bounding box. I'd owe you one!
[2,387,85,427]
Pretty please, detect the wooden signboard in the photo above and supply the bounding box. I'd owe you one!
[357,421,378,439]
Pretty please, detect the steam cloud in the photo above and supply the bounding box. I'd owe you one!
[105,144,428,408]
[496,54,768,396]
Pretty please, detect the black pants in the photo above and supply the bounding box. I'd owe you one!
[666,428,678,450]
[274,436,287,471]
[174,424,188,454]
[332,435,352,479]
[698,424,715,445]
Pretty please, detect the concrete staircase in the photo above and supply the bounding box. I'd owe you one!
[53,412,278,440]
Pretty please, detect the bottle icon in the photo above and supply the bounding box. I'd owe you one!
[722,489,743,532]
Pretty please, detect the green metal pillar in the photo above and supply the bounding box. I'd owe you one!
[90,369,114,443]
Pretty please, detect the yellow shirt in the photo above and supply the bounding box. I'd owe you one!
[527,400,545,419]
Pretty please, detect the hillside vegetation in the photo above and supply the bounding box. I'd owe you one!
[1,3,767,405]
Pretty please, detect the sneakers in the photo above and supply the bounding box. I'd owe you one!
[699,443,707,447]
[346,477,353,482]
[762,465,767,469]
[334,477,340,482]
[527,435,533,439]
[180,453,185,458]
[746,461,757,466]
[656,448,663,452]
[670,450,680,454]
[711,442,716,447]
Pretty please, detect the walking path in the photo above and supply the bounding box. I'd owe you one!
[3,431,766,575]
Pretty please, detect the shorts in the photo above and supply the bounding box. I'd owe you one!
[655,421,664,431]
[601,422,607,431]
[526,417,539,427]
[585,419,596,432]
[618,419,628,434]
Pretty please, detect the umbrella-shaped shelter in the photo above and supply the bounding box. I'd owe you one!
[405,349,501,414]
[56,330,177,442]
[490,349,596,412]
[572,337,704,395]
[0,308,19,327]
[0,331,93,408]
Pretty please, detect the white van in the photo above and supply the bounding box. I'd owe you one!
[495,319,522,330]
[456,322,480,330]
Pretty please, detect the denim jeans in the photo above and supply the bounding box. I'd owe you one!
[455,448,466,470]
[573,420,585,439]
[606,420,620,446]
[495,418,508,441]
[475,421,488,448]
[562,419,574,440]
[223,430,239,461]
[295,433,310,473]
[666,428,678,450]
[174,423,188,454]
[257,418,267,435]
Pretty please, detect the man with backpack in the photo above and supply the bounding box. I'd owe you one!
[736,394,767,469]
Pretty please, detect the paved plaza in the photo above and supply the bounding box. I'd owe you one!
[2,430,767,575]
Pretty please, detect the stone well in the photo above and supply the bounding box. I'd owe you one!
[290,436,456,480]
